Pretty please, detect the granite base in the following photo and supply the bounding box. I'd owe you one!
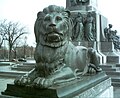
[1,72,113,98]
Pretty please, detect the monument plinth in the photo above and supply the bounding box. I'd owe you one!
[2,72,113,98]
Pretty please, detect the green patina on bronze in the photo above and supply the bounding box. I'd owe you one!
[14,5,102,88]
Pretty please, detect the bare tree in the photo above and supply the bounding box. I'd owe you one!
[0,19,28,61]
[0,35,4,48]
[0,20,6,48]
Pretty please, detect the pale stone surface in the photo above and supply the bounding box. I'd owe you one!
[114,87,120,98]
[74,75,113,98]
[0,78,14,95]
[97,86,113,98]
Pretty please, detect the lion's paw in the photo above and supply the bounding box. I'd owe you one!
[14,75,31,86]
[87,64,102,74]
[33,77,54,88]
[87,66,96,74]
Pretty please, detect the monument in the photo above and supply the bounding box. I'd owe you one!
[1,0,113,98]
[67,0,120,64]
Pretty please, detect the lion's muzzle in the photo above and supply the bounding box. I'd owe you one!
[47,33,61,42]
[45,32,64,43]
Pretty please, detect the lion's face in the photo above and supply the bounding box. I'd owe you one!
[34,5,72,47]
[43,12,69,45]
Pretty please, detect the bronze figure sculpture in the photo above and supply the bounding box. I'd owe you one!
[104,24,120,50]
[84,12,96,41]
[72,12,84,41]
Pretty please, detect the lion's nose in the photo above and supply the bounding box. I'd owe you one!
[49,24,56,27]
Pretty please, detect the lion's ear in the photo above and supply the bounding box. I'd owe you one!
[37,11,45,18]
[65,10,71,17]
[63,10,71,17]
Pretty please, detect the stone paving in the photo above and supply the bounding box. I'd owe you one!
[0,65,28,73]
[114,87,120,98]
[0,77,14,95]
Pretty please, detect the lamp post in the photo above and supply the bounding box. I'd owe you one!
[3,37,6,61]
[24,36,27,58]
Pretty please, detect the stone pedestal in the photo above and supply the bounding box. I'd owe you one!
[1,72,113,98]
[105,52,120,63]
[100,42,120,63]
[11,64,35,71]
[100,42,114,52]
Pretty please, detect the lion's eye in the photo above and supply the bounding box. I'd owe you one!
[56,16,62,21]
[44,16,50,21]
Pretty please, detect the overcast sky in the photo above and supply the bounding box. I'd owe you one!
[0,0,120,46]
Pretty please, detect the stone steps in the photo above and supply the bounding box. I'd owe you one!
[11,67,33,71]
[0,62,32,78]
[0,71,27,78]
[111,77,120,82]
[112,82,120,87]
[105,71,120,76]
[102,68,116,71]
[116,64,120,67]
[11,65,34,71]
[100,64,120,87]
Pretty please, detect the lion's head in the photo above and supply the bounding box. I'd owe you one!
[34,5,73,47]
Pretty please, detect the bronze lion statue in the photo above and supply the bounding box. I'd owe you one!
[14,5,102,88]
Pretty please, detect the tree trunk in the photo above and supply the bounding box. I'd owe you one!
[9,45,12,61]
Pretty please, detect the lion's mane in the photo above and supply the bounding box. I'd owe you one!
[34,5,73,47]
